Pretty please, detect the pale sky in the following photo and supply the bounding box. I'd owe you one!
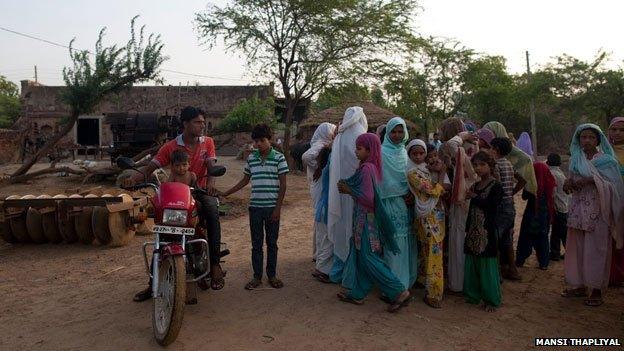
[1,0,622,90]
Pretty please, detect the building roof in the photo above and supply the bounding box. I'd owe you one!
[299,101,419,132]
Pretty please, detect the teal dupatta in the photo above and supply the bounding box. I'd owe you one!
[342,165,401,255]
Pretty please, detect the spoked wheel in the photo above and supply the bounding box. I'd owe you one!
[153,255,185,346]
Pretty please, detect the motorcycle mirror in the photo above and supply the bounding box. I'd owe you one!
[209,165,226,177]
[116,157,136,170]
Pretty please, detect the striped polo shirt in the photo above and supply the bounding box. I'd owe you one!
[244,148,289,208]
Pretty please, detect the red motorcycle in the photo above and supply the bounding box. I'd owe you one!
[117,157,228,346]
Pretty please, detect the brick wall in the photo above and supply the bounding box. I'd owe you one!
[0,129,22,164]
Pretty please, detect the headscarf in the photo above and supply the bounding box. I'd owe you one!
[355,133,383,181]
[483,121,537,195]
[304,122,336,207]
[608,117,624,169]
[533,161,556,218]
[310,122,336,146]
[405,138,438,217]
[439,117,465,142]
[464,121,477,133]
[517,132,534,156]
[476,128,495,146]
[327,106,368,261]
[379,117,409,199]
[569,123,624,248]
[405,139,428,176]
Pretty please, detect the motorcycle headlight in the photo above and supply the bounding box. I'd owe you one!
[162,209,188,226]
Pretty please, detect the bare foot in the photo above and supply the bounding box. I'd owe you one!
[484,304,497,312]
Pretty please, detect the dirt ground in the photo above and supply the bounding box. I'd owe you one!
[0,157,622,351]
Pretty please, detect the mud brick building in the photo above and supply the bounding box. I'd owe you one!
[16,80,274,148]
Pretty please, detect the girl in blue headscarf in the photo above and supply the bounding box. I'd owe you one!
[562,123,624,307]
[378,117,419,290]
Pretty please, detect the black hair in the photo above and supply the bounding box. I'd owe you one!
[433,132,439,136]
[471,150,496,172]
[378,127,386,142]
[579,127,601,145]
[547,153,561,166]
[490,137,513,156]
[426,144,437,155]
[313,146,332,182]
[171,149,189,164]
[251,123,273,140]
[180,106,201,122]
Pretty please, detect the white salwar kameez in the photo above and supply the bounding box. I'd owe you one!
[302,122,336,273]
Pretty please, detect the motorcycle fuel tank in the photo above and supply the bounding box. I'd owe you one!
[153,183,196,225]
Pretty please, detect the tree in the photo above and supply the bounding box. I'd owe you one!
[11,16,166,178]
[195,0,418,163]
[216,96,276,133]
[0,75,20,128]
[313,81,371,111]
[384,37,473,135]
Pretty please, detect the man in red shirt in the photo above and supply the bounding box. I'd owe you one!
[128,106,225,302]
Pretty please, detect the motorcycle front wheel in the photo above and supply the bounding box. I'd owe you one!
[153,255,186,346]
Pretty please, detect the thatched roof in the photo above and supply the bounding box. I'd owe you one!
[298,101,419,136]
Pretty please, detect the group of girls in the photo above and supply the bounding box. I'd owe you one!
[302,107,624,312]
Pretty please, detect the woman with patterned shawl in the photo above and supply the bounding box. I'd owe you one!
[337,133,411,312]
[406,139,449,308]
[561,124,624,307]
[439,117,478,292]
[608,117,624,286]
[378,117,418,290]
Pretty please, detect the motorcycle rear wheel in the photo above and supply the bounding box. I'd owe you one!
[153,255,186,346]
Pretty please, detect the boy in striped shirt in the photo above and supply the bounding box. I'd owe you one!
[222,124,289,290]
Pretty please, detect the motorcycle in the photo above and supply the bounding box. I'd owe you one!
[117,157,228,346]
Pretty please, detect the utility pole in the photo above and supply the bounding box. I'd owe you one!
[34,65,38,83]
[526,51,537,156]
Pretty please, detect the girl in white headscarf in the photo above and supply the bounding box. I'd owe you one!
[302,122,337,281]
[327,107,368,281]
[406,139,450,308]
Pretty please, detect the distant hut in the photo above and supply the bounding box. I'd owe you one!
[298,101,420,141]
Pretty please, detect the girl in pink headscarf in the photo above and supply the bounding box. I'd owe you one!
[336,133,411,312]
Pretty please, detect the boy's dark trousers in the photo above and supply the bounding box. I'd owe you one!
[549,210,568,258]
[249,207,280,279]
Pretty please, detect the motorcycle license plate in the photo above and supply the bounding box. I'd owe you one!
[153,225,195,235]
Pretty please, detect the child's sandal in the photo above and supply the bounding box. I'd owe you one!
[244,278,262,290]
[268,277,284,289]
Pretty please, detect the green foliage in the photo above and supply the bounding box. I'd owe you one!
[62,16,167,116]
[384,38,473,132]
[313,81,372,111]
[0,75,20,128]
[195,0,419,156]
[216,96,276,134]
